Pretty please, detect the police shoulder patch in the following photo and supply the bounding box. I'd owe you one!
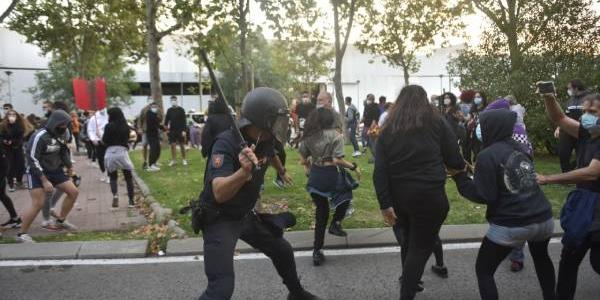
[212,154,224,169]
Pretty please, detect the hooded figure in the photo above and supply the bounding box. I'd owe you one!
[483,98,533,156]
[27,110,73,178]
[455,109,552,226]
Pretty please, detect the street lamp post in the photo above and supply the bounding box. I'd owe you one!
[5,71,13,104]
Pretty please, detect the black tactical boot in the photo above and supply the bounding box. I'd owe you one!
[312,249,325,266]
[328,221,347,237]
[288,289,322,300]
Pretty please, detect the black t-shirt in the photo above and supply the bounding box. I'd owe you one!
[577,127,600,193]
[363,103,380,126]
[165,106,187,131]
[296,102,315,120]
[102,122,130,148]
[202,130,274,219]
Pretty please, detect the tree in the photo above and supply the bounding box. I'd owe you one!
[358,0,466,85]
[143,0,199,107]
[0,0,18,23]
[9,0,145,78]
[330,0,370,114]
[260,0,333,95]
[470,0,600,98]
[29,57,138,107]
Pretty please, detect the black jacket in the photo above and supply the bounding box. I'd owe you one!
[565,92,588,121]
[102,122,130,148]
[145,110,161,137]
[363,103,380,126]
[26,110,72,176]
[201,113,235,158]
[373,116,465,209]
[453,109,552,227]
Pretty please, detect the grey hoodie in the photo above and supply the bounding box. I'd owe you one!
[27,110,72,177]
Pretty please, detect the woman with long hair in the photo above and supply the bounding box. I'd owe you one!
[0,109,33,191]
[300,107,361,266]
[102,107,135,208]
[373,85,465,300]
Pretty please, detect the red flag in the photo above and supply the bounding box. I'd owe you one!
[73,78,91,110]
[72,77,107,110]
[93,78,107,110]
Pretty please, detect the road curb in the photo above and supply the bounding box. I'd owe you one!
[131,170,187,238]
[0,240,149,260]
[166,220,564,256]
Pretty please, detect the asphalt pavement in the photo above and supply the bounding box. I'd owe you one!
[0,243,597,300]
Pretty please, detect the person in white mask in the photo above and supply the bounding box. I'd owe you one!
[87,108,109,182]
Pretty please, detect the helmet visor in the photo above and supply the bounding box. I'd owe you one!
[272,114,289,144]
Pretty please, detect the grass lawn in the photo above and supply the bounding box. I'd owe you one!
[131,145,572,234]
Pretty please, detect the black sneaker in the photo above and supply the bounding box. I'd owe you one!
[112,196,119,208]
[287,290,322,300]
[328,221,347,237]
[399,276,424,292]
[431,264,449,278]
[1,217,21,229]
[312,250,325,266]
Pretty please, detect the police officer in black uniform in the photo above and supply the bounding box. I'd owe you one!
[197,87,321,300]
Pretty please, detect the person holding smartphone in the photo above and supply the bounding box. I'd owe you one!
[556,79,588,172]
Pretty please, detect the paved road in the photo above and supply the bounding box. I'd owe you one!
[0,243,597,300]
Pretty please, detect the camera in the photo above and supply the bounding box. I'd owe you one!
[536,81,556,94]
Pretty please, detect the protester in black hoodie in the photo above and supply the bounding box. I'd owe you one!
[145,102,162,171]
[451,109,555,300]
[103,107,135,208]
[373,85,465,300]
[201,99,234,158]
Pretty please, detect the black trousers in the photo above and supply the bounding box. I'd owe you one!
[312,194,350,250]
[476,237,555,300]
[147,134,161,166]
[393,223,444,268]
[85,141,96,161]
[558,131,579,172]
[199,214,303,300]
[96,144,107,173]
[0,156,17,219]
[557,236,600,300]
[108,169,134,203]
[393,187,448,300]
[6,146,25,186]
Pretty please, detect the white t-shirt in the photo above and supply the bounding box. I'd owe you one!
[378,111,389,127]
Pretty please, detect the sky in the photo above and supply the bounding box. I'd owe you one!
[1,0,598,50]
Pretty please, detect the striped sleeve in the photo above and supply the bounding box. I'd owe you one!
[27,129,46,177]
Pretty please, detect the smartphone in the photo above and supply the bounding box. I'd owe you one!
[536,81,556,94]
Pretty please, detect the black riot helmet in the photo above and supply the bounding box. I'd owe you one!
[238,87,290,143]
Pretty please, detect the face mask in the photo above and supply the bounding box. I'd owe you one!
[8,116,16,123]
[444,98,451,106]
[302,97,309,103]
[474,97,482,105]
[581,113,599,129]
[55,127,67,135]
[316,104,324,109]
[567,89,574,97]
[150,108,158,113]
[475,123,482,142]
[171,101,177,107]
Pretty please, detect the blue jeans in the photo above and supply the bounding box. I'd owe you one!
[486,219,554,248]
[347,122,359,152]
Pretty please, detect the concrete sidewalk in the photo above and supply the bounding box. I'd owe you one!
[0,154,147,238]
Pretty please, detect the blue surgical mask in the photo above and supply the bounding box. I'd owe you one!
[581,113,599,129]
[476,123,482,141]
[474,97,482,105]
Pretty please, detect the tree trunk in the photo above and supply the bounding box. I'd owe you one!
[146,0,163,109]
[332,2,345,114]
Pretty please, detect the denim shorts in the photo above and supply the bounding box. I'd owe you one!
[486,218,554,248]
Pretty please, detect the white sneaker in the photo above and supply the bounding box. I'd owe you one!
[99,177,106,182]
[16,233,35,243]
[56,220,78,231]
[182,160,188,166]
[147,165,160,172]
[352,151,362,157]
[168,160,176,167]
[104,176,110,184]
